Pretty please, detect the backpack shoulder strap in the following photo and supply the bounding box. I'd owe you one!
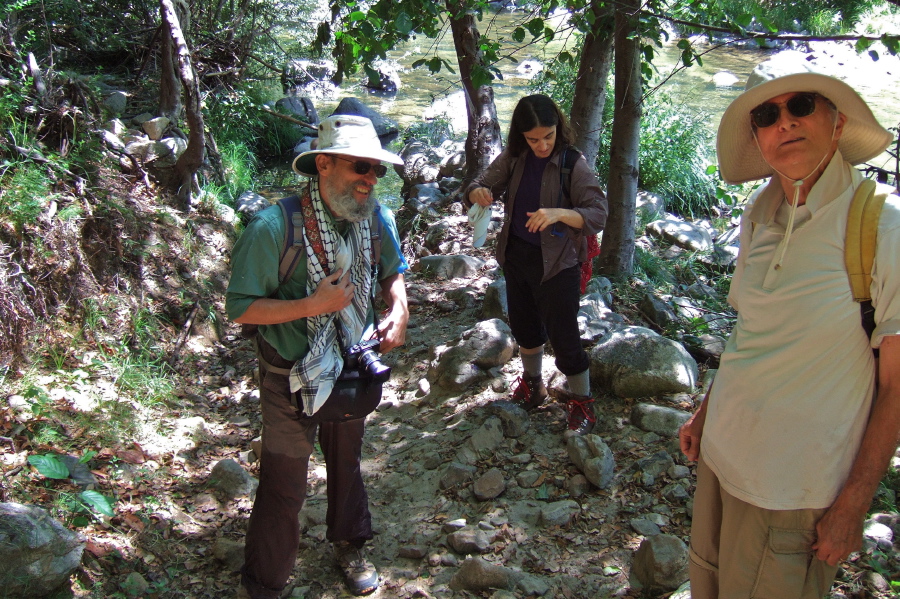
[559,146,582,201]
[845,179,885,303]
[370,203,383,268]
[276,195,304,285]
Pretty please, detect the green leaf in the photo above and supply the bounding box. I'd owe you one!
[855,37,872,53]
[735,13,752,29]
[395,11,413,35]
[526,18,544,38]
[28,454,70,479]
[349,10,366,22]
[677,39,690,50]
[869,50,880,62]
[411,58,426,69]
[544,27,554,42]
[427,56,442,73]
[705,164,718,175]
[79,450,98,464]
[512,27,525,43]
[80,490,114,517]
[470,64,493,89]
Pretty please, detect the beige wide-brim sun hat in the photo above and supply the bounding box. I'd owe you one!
[292,114,403,177]
[717,53,893,184]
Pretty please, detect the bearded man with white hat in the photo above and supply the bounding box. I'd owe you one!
[227,114,409,598]
[679,52,900,598]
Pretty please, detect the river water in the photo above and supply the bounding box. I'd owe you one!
[290,9,899,176]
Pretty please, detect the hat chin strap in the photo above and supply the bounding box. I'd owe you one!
[751,116,839,270]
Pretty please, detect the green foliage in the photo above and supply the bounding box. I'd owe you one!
[205,83,299,161]
[28,453,115,521]
[535,56,719,218]
[0,161,53,234]
[400,115,457,146]
[672,0,881,36]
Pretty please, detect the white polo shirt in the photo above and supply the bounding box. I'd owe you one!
[702,152,900,510]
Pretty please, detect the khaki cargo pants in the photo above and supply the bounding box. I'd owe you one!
[689,457,839,599]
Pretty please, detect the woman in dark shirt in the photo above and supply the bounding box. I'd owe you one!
[465,94,608,437]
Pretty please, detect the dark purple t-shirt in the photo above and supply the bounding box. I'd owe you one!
[510,150,551,246]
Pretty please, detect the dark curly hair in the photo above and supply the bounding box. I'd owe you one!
[506,94,574,156]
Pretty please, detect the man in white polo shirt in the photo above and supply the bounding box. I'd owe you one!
[679,53,900,598]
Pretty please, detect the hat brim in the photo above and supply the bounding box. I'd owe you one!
[292,147,405,178]
[717,72,892,184]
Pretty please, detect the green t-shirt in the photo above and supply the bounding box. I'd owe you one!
[225,200,406,361]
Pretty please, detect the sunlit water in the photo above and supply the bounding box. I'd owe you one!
[270,10,899,194]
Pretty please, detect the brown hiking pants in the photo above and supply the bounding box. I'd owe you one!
[240,335,372,599]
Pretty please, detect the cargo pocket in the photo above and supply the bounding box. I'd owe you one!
[750,527,815,599]
[688,544,718,599]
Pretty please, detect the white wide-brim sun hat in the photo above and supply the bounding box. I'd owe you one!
[717,52,893,184]
[292,114,403,178]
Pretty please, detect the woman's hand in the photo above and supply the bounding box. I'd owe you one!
[469,187,493,207]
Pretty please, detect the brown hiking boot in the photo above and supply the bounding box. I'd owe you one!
[511,375,548,411]
[562,392,597,438]
[333,541,379,596]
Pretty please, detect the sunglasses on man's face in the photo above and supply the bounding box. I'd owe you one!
[334,156,388,178]
[750,92,821,129]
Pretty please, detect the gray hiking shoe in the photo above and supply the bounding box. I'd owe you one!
[333,541,379,596]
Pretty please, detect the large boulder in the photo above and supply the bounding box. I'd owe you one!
[590,326,698,397]
[0,502,86,597]
[331,97,399,146]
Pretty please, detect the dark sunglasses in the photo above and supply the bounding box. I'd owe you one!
[334,156,388,178]
[750,92,821,129]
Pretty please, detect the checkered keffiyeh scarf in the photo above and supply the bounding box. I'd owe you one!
[289,180,374,416]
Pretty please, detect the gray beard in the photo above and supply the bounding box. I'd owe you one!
[324,185,376,223]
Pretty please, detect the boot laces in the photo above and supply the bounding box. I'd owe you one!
[566,396,596,423]
[511,376,531,402]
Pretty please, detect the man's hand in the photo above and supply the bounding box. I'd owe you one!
[310,269,354,314]
[376,309,407,353]
[469,187,493,207]
[679,394,709,462]
[375,273,408,353]
[812,500,865,566]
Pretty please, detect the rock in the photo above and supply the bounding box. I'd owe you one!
[446,530,491,555]
[516,471,541,488]
[121,571,150,597]
[449,557,511,592]
[213,537,245,572]
[540,500,580,527]
[863,519,894,552]
[590,326,699,397]
[0,503,86,597]
[486,400,529,438]
[457,417,505,464]
[415,254,486,279]
[103,90,128,115]
[515,574,552,596]
[274,95,318,129]
[440,462,476,490]
[209,458,258,499]
[332,97,399,146]
[567,434,616,489]
[630,534,689,592]
[473,468,506,501]
[630,518,662,536]
[639,293,678,329]
[646,216,713,252]
[566,474,591,498]
[142,116,170,141]
[630,403,691,437]
[236,191,272,217]
[481,278,509,322]
[636,190,665,220]
[398,545,428,559]
[634,451,676,487]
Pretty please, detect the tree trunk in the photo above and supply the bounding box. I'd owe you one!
[160,0,205,211]
[570,3,615,168]
[598,1,641,278]
[446,0,502,186]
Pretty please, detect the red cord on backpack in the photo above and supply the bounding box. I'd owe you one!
[580,234,601,294]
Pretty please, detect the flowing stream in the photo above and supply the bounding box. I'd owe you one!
[275,9,900,188]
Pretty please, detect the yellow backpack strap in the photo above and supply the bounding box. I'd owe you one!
[845,179,884,303]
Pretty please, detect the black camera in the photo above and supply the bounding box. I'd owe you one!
[343,339,391,383]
